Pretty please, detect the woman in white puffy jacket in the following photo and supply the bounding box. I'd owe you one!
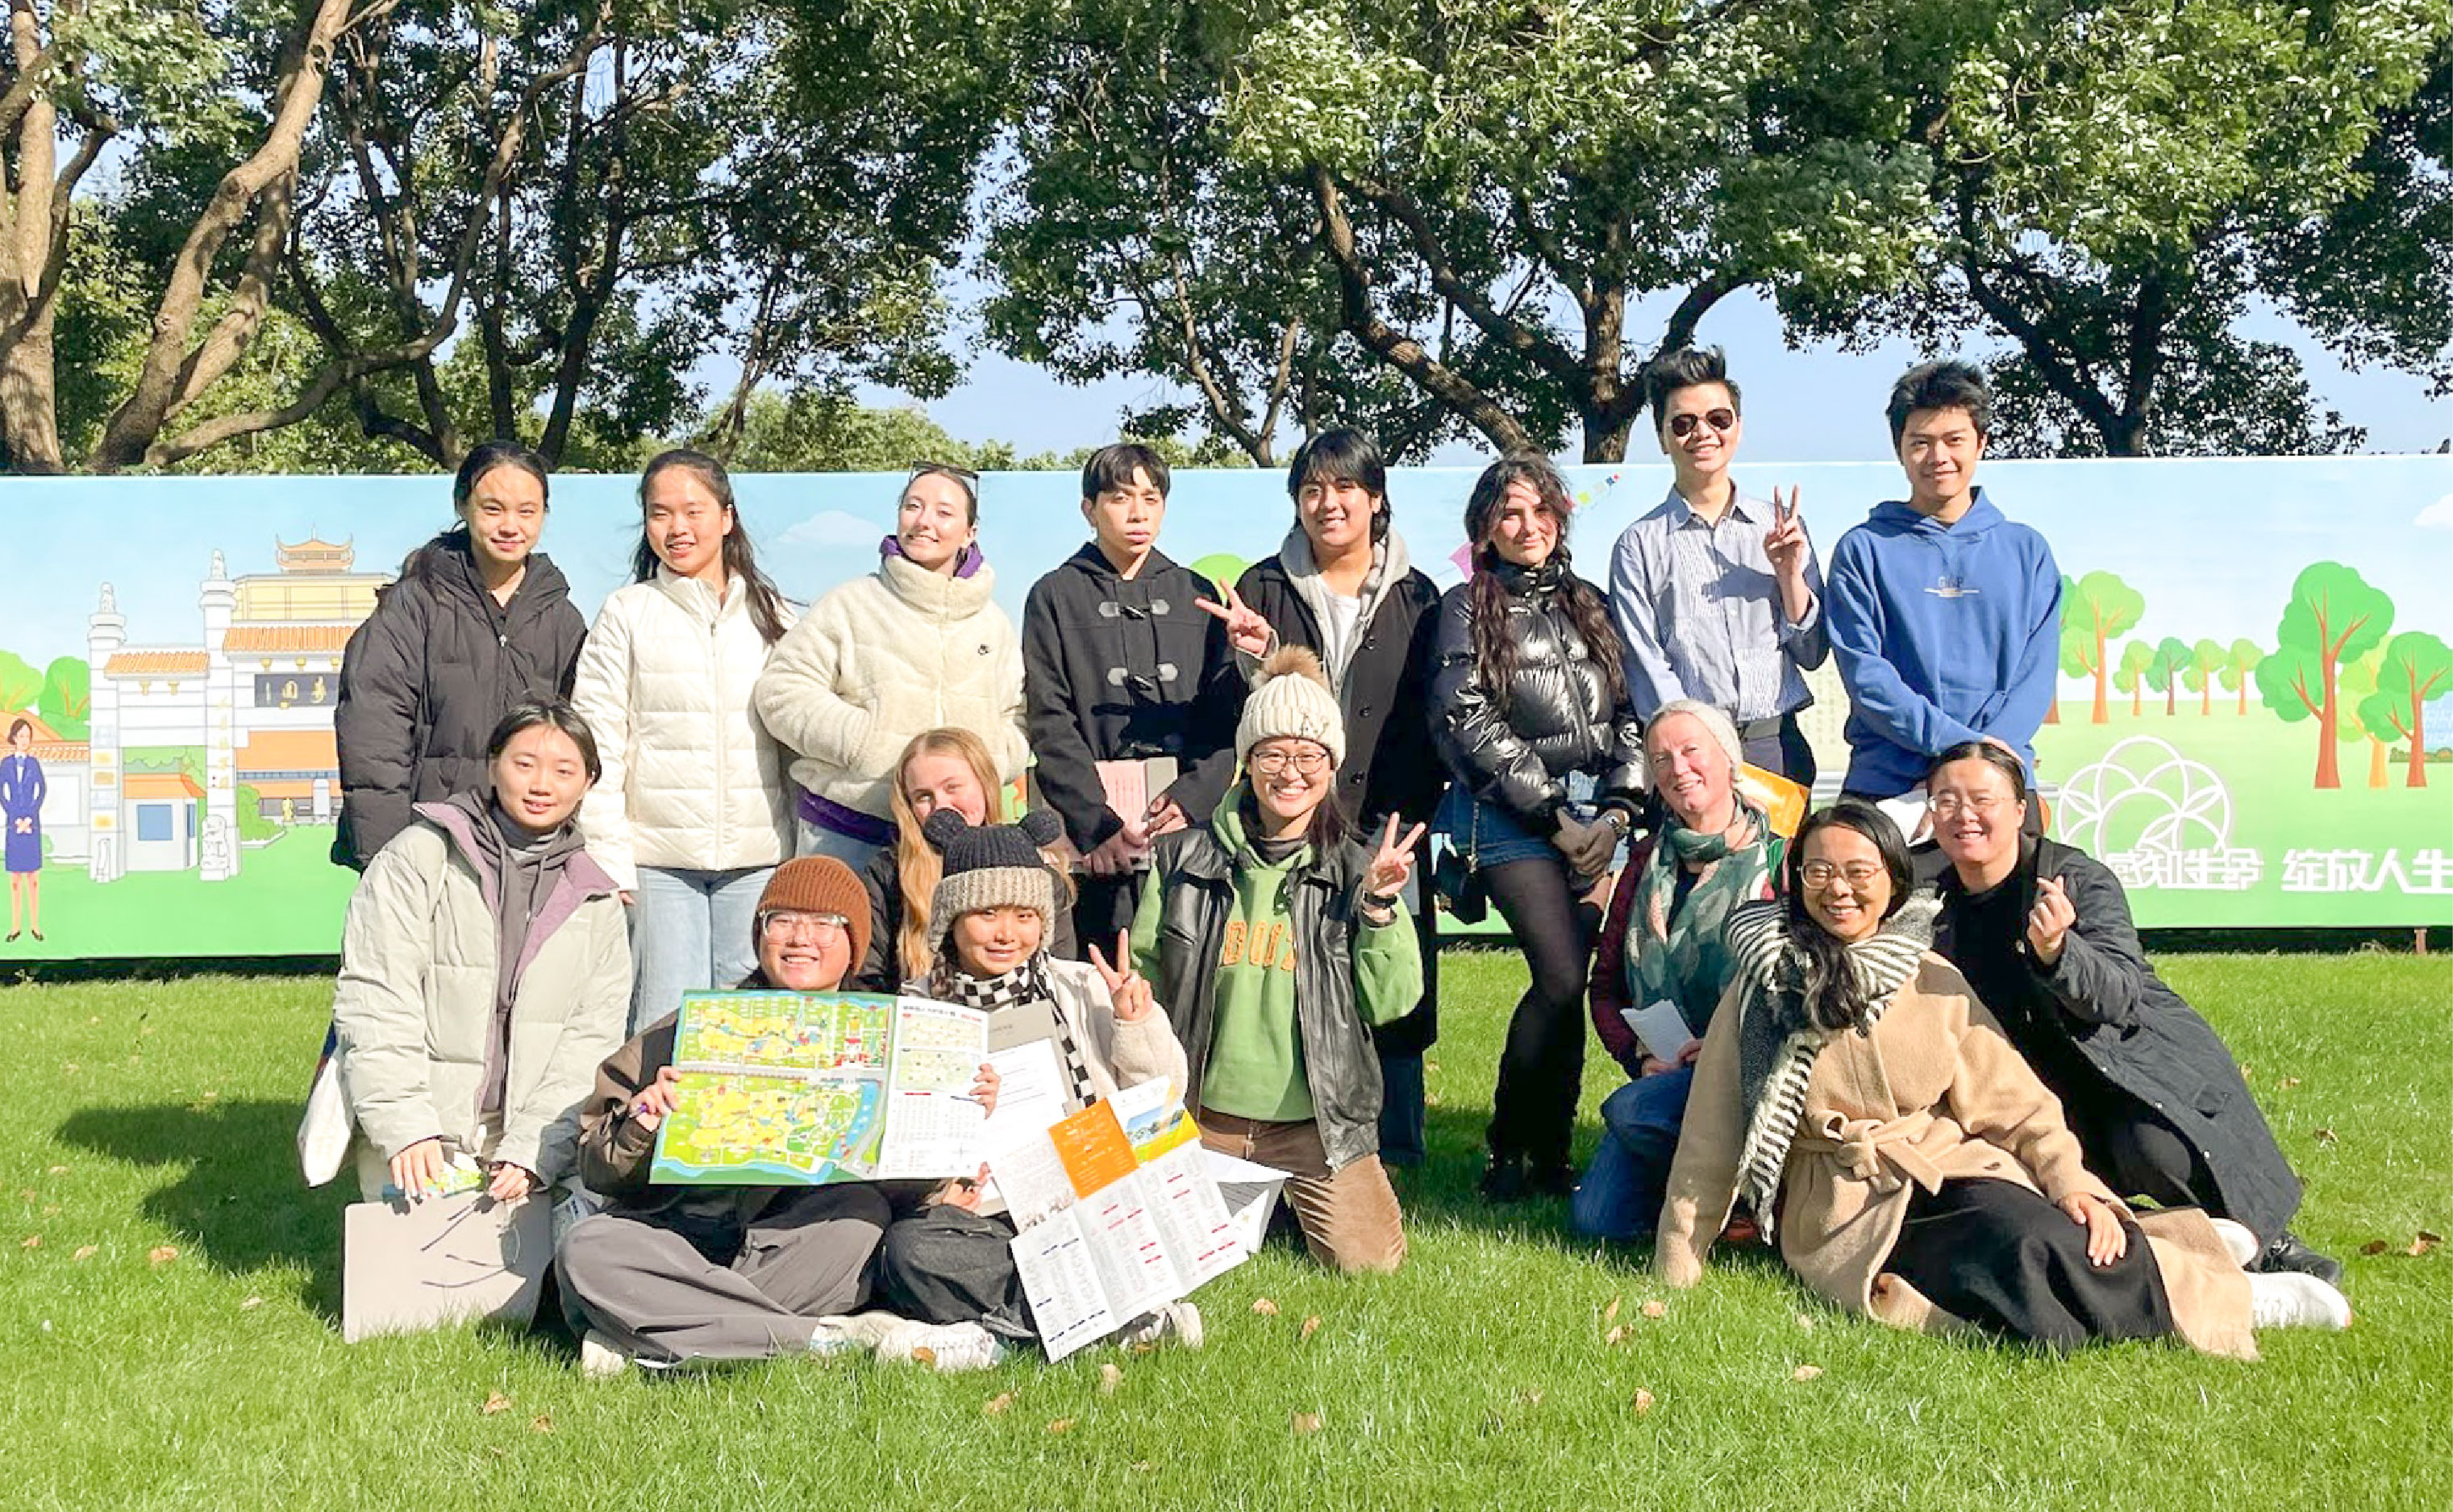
[572,449,798,1030]
[753,464,1030,868]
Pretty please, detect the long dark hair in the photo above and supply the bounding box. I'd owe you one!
[1285,427,1391,545]
[634,448,790,646]
[1461,455,1625,715]
[403,439,550,582]
[1781,800,1915,1033]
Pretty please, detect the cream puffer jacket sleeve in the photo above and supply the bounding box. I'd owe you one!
[571,569,797,890]
[752,554,1029,821]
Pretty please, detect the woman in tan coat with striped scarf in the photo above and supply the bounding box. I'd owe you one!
[1655,801,2350,1358]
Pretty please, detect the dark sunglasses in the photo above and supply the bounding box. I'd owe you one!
[1667,409,1737,439]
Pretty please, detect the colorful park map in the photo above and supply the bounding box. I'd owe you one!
[652,990,988,1186]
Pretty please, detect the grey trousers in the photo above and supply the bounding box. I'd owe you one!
[556,1185,892,1364]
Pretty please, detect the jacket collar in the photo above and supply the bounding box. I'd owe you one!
[1063,539,1179,585]
[879,549,997,619]
[651,562,743,619]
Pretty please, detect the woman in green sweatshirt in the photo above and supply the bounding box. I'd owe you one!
[1134,648,1424,1272]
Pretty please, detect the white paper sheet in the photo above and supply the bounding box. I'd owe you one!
[873,997,989,1179]
[985,1123,1081,1229]
[1072,1169,1175,1324]
[1140,1141,1247,1289]
[981,1039,1070,1156]
[1619,998,1696,1060]
[1007,1208,1118,1362]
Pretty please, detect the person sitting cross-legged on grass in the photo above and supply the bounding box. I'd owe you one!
[1655,801,2351,1356]
[1923,742,2339,1283]
[556,857,997,1375]
[331,699,630,1210]
[1131,648,1422,1274]
[866,810,1197,1370]
[1572,701,1785,1243]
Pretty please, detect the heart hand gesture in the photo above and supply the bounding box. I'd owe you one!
[2026,875,2076,966]
[1088,933,1158,1023]
[1195,579,1275,660]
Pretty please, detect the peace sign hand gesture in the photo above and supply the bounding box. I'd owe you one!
[1764,485,1810,581]
[1196,579,1275,661]
[1088,933,1158,1024]
[1363,814,1427,899]
[2027,875,2077,967]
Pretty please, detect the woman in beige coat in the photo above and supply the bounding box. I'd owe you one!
[753,465,1028,869]
[1656,800,2350,1358]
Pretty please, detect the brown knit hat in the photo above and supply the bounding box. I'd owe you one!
[751,856,871,971]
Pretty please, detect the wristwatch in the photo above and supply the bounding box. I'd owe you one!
[1599,809,1632,836]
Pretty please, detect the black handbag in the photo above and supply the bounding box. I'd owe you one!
[1431,801,1488,924]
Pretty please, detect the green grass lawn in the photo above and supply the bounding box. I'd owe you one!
[3,951,2447,1510]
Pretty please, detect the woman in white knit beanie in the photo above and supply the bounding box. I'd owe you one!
[1126,648,1428,1273]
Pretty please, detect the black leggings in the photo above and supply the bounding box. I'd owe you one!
[1884,1177,2176,1350]
[1482,852,1598,1168]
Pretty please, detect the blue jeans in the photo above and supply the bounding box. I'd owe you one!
[629,866,773,1033]
[1569,1065,1695,1241]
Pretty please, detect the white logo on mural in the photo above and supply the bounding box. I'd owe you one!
[2057,737,2261,891]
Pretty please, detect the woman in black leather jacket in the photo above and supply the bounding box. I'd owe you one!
[1429,455,1645,1201]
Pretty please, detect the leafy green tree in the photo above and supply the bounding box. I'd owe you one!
[2357,631,2453,786]
[2058,571,2146,724]
[2219,638,2264,716]
[2333,654,2388,789]
[2144,637,2192,716]
[2255,562,2397,789]
[2114,639,2155,718]
[2181,638,2228,717]
[0,651,48,712]
[37,658,89,742]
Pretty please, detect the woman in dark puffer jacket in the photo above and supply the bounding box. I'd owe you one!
[1428,455,1644,1201]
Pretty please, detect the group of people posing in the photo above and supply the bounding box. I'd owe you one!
[319,353,2350,1377]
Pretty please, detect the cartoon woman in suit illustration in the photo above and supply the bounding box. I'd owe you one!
[2,719,44,942]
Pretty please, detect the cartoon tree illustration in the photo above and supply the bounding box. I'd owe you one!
[2219,639,2264,715]
[2357,631,2453,787]
[2145,637,2192,716]
[39,658,90,743]
[0,652,43,714]
[2057,571,2145,724]
[2253,562,2395,789]
[2181,639,2226,716]
[2114,639,2155,718]
[2334,655,2388,789]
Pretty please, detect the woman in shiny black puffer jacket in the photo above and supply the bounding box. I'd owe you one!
[1428,456,1644,1202]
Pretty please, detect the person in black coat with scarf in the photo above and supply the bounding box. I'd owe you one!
[1427,455,1645,1201]
[333,440,587,870]
[1923,742,2339,1282]
[1197,428,1445,1166]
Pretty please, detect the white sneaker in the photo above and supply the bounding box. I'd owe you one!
[874,1319,1006,1372]
[1119,1301,1204,1351]
[2248,1271,2354,1331]
[810,1310,903,1355]
[2208,1218,2260,1269]
[578,1329,631,1379]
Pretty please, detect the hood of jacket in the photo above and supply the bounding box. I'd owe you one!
[1056,539,1183,589]
[1863,488,2009,542]
[1276,527,1415,682]
[411,527,575,628]
[878,548,998,622]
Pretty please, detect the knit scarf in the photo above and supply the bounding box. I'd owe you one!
[1724,890,1939,1239]
[1620,801,1776,1041]
[931,953,1096,1110]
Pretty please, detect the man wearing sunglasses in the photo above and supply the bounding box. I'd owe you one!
[1608,346,1827,784]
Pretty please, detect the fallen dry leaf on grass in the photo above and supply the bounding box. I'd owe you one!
[1251,1297,1280,1316]
[1291,1412,1323,1436]
[1098,1364,1122,1395]
[481,1392,513,1416]
[1601,1297,1621,1327]
[1630,1389,1655,1414]
[240,1296,264,1310]
[2312,1127,2338,1147]
[1299,1315,1321,1342]
[1045,1418,1074,1436]
[2360,1239,2391,1256]
[2411,1230,2443,1256]
[73,1245,97,1262]
[1641,1300,1667,1319]
[147,1245,178,1266]
[1796,1313,1817,1331]
[45,1165,67,1176]
[910,1346,939,1367]
[1604,1325,1627,1347]
[529,1414,552,1435]
[1792,1365,1824,1381]
[2276,1077,2301,1090]
[983,1393,1014,1416]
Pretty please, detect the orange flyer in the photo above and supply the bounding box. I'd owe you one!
[1047,1101,1141,1199]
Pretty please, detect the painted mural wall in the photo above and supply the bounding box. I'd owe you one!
[1,455,2446,959]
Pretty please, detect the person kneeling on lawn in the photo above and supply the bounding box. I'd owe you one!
[1655,802,2351,1356]
[1574,701,1784,1242]
[1133,648,1421,1274]
[867,809,1197,1368]
[556,857,997,1373]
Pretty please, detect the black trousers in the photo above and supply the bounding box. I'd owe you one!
[873,1206,1034,1339]
[1738,711,1817,787]
[1481,852,1598,1170]
[2073,1100,2238,1235]
[1883,1177,2176,1351]
[1069,870,1140,956]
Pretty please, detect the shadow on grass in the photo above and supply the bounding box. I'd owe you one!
[55,1097,344,1316]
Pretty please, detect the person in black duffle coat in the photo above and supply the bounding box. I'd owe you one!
[1197,427,1447,1166]
[1923,741,2338,1282]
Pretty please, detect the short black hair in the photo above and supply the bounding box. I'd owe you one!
[1081,443,1170,503]
[1926,739,2028,802]
[1886,360,1993,446]
[1285,427,1390,543]
[486,698,602,784]
[1644,346,1740,425]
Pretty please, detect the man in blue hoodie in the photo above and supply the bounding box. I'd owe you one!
[1826,361,2061,810]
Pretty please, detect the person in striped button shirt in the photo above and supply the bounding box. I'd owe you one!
[1608,347,1828,785]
